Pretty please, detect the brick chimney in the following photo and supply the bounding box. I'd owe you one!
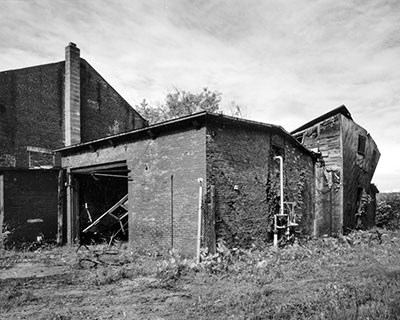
[64,42,81,146]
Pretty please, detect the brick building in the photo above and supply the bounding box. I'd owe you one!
[0,43,380,253]
[57,106,380,256]
[0,43,146,246]
[57,113,316,256]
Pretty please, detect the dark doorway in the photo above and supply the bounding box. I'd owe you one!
[72,162,129,245]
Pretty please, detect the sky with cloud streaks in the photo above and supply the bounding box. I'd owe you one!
[1,0,399,191]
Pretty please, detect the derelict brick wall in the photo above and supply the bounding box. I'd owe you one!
[128,128,206,256]
[2,170,59,245]
[61,127,206,256]
[0,63,65,168]
[80,60,147,142]
[283,138,315,235]
[205,121,314,248]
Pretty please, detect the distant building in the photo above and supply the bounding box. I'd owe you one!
[292,105,380,235]
[0,43,146,246]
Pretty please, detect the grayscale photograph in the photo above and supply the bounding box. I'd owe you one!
[0,1,399,319]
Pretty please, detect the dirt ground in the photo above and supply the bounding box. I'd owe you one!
[1,230,400,320]
[0,247,194,320]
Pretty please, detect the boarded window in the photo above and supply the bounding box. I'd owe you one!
[357,135,366,155]
[27,146,55,168]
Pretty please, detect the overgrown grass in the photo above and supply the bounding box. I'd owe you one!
[155,229,400,319]
[1,229,400,319]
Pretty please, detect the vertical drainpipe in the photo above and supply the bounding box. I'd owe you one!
[273,156,284,247]
[170,174,174,251]
[66,169,73,246]
[196,178,203,263]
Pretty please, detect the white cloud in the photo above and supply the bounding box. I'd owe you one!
[0,0,399,190]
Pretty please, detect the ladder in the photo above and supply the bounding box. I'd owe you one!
[82,194,129,234]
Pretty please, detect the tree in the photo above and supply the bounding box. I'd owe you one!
[136,88,222,125]
[135,99,168,125]
[228,101,247,118]
[376,193,400,229]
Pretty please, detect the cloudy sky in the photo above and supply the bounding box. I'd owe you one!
[1,0,399,191]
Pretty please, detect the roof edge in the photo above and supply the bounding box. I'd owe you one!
[291,105,352,134]
[56,111,317,159]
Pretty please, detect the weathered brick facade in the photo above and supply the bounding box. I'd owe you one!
[61,117,206,256]
[0,44,146,168]
[59,113,316,256]
[80,59,146,142]
[0,43,147,245]
[205,117,315,248]
[0,62,65,168]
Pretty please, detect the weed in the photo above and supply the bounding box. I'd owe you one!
[0,282,39,312]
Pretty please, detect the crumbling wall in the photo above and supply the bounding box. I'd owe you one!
[205,121,314,249]
[341,115,380,231]
[61,126,206,256]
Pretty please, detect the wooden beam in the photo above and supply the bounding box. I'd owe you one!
[57,170,64,245]
[66,169,76,246]
[73,177,80,243]
[26,146,54,154]
[71,161,127,174]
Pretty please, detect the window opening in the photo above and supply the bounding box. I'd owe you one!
[27,146,55,168]
[357,135,366,155]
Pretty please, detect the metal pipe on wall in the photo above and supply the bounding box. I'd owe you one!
[196,178,203,263]
[170,174,174,251]
[273,156,284,247]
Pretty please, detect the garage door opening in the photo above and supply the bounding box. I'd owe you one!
[72,162,130,245]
